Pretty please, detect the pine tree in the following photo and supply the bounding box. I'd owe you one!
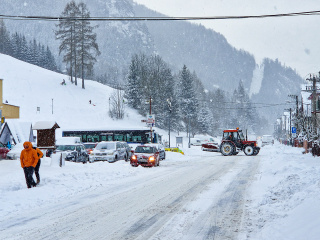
[0,19,11,55]
[56,0,80,85]
[177,65,199,135]
[56,1,100,89]
[77,2,100,89]
[125,54,145,110]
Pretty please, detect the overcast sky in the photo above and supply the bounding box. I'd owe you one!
[133,0,320,78]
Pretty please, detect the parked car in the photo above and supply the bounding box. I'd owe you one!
[144,143,166,160]
[83,142,97,155]
[90,141,127,163]
[190,138,202,146]
[6,142,37,160]
[262,135,274,147]
[54,143,89,163]
[130,145,160,167]
[201,141,220,152]
[122,142,133,161]
[0,142,10,159]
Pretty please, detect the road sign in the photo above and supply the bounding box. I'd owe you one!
[146,115,155,127]
[292,127,296,134]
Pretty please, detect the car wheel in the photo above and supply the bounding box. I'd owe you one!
[124,153,128,161]
[220,142,234,156]
[244,145,254,156]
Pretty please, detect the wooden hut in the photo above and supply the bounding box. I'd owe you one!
[32,121,60,149]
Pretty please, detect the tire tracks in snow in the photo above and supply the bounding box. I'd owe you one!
[0,155,260,240]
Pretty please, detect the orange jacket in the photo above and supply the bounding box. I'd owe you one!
[20,142,38,168]
[34,147,43,161]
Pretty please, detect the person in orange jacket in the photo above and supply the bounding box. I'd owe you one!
[20,141,38,188]
[33,146,43,185]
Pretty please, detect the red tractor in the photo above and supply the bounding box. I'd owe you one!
[220,128,260,156]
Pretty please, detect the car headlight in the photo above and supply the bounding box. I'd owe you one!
[149,156,155,162]
[132,155,137,160]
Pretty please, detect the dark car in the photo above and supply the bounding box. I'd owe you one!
[130,145,160,167]
[54,143,89,163]
[0,142,10,159]
[121,142,133,161]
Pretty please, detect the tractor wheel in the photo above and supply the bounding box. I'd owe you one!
[253,148,260,155]
[220,142,234,156]
[244,145,254,156]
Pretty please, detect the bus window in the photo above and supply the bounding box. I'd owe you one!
[114,135,124,141]
[87,135,99,142]
[132,136,142,142]
[101,135,107,141]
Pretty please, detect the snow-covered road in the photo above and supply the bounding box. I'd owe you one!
[2,144,320,240]
[0,150,261,240]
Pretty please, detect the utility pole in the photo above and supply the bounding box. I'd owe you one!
[149,96,153,143]
[285,108,292,141]
[306,72,320,137]
[167,98,172,148]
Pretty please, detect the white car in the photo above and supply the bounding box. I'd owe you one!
[6,142,37,160]
[90,141,127,163]
[190,138,202,146]
[262,135,274,147]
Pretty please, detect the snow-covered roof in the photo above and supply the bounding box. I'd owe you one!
[33,121,60,130]
[0,119,33,144]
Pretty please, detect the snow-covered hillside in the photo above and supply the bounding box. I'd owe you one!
[0,54,154,137]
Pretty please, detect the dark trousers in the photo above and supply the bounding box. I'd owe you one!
[23,167,36,188]
[34,159,41,182]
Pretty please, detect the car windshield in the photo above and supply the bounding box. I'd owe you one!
[96,142,116,150]
[135,146,155,153]
[84,143,96,149]
[56,145,76,151]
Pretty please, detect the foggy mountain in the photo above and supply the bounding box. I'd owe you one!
[0,0,303,122]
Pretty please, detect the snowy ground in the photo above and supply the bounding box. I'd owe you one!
[1,142,320,240]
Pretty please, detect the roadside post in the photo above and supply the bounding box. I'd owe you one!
[292,127,296,146]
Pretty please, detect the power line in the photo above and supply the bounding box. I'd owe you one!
[1,10,320,22]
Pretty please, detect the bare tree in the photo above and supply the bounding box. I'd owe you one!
[109,89,125,119]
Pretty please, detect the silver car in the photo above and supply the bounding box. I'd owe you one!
[90,141,127,163]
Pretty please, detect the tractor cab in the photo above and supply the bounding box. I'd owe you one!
[223,129,245,142]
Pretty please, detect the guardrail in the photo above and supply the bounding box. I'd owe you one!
[165,147,184,155]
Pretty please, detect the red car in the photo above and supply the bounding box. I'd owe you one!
[0,142,10,159]
[130,145,160,167]
[83,142,97,155]
[201,142,220,152]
